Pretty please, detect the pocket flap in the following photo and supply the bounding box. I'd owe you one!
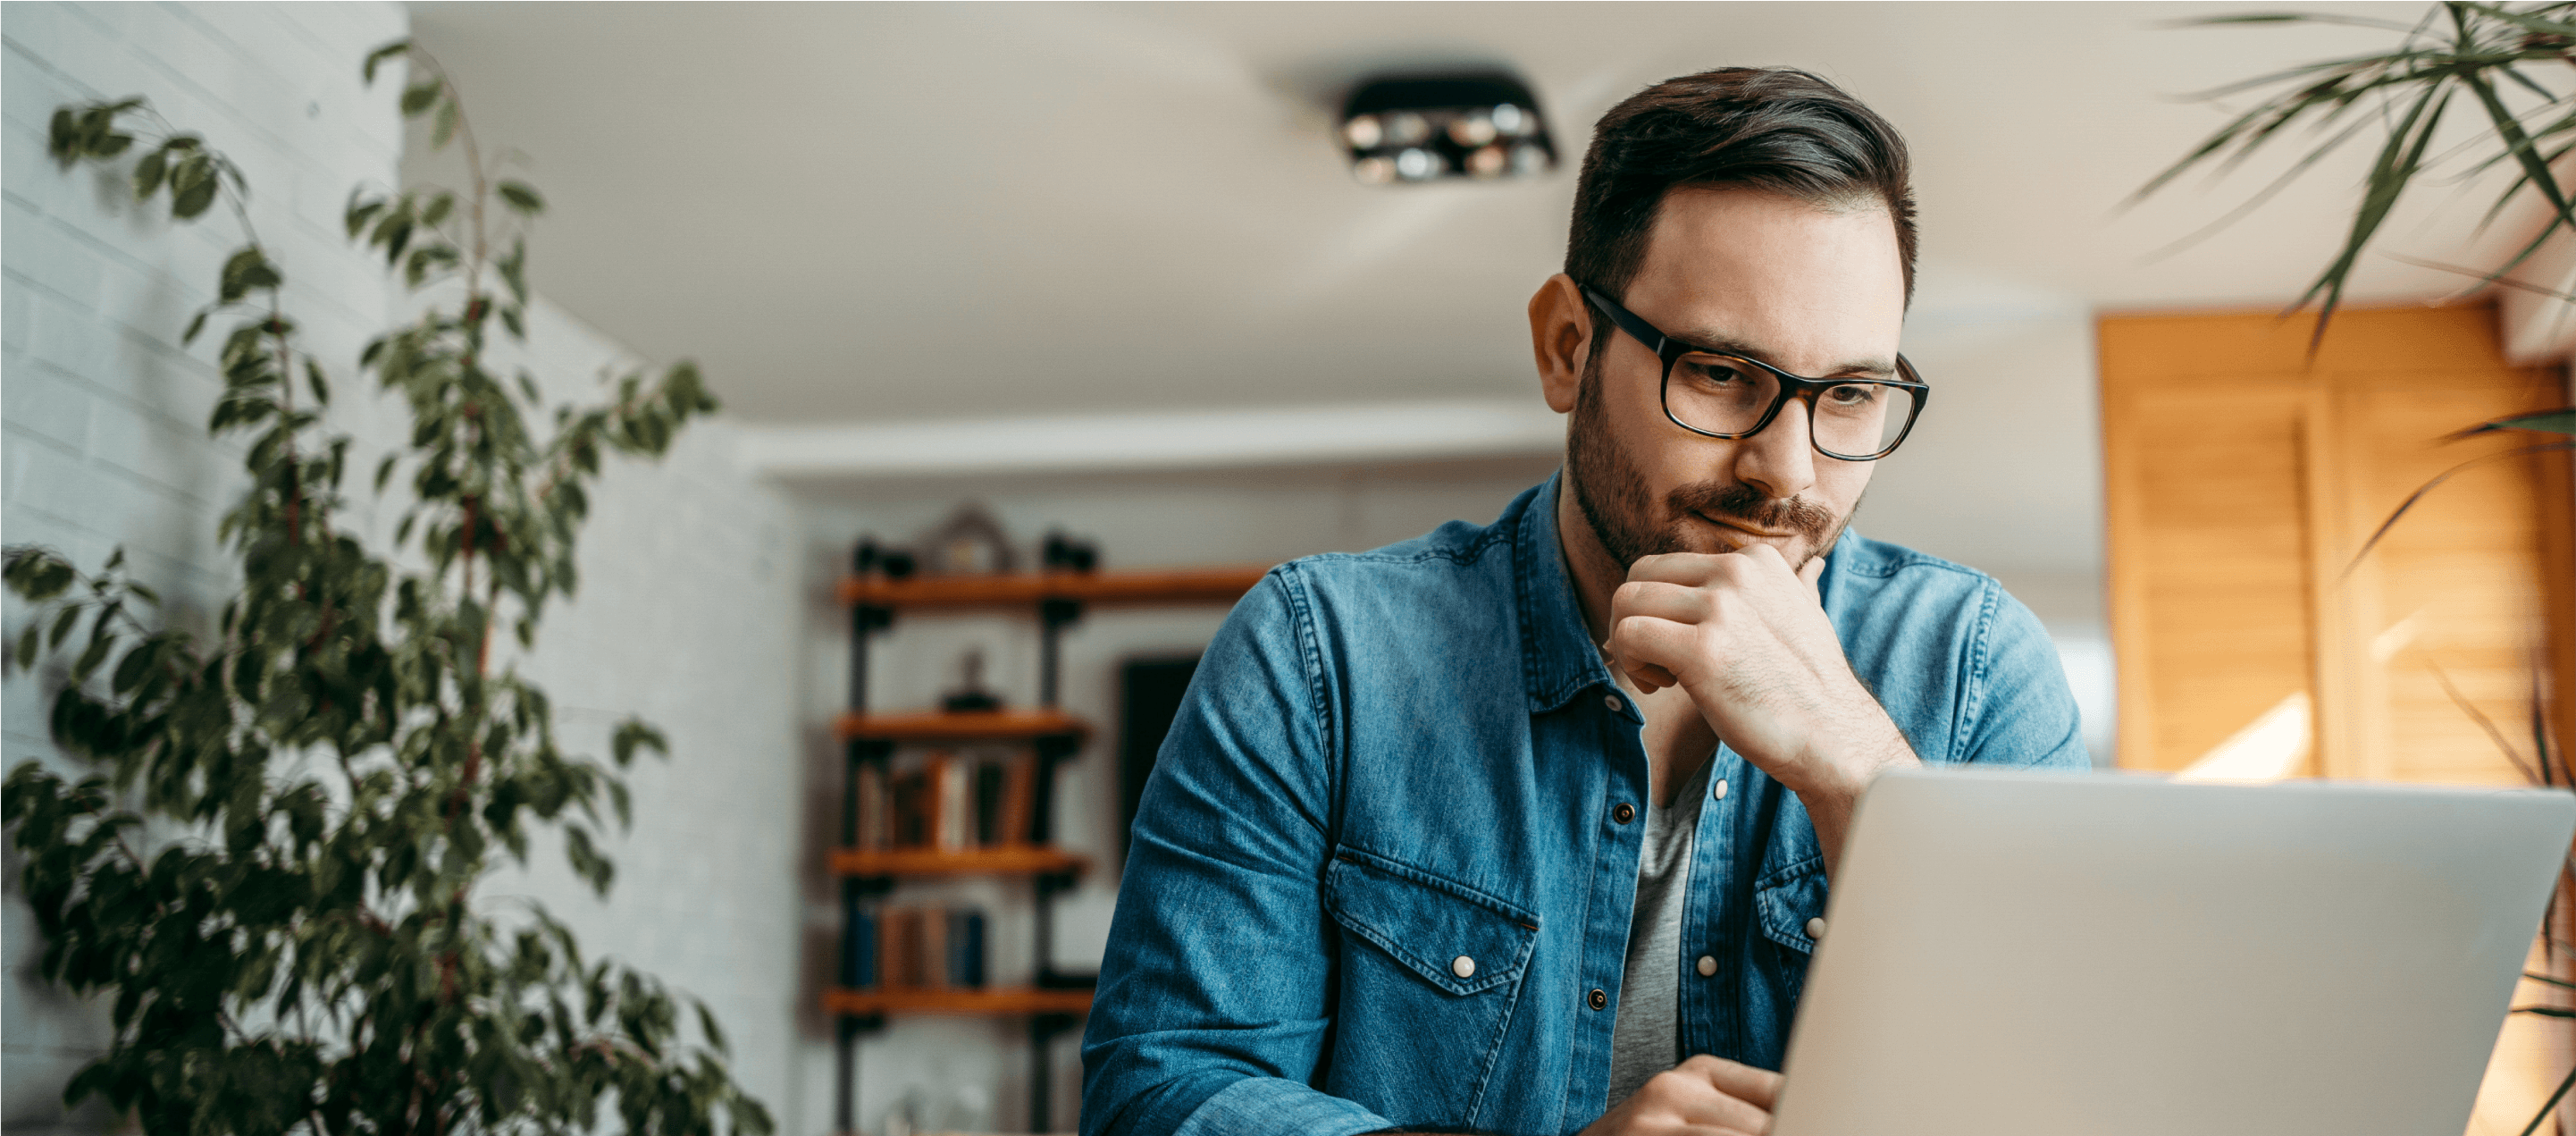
[1325,848,1538,997]
[1754,855,1829,955]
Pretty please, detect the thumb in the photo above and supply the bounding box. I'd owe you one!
[1798,555,1826,605]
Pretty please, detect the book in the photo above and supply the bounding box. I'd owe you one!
[840,900,877,989]
[974,758,1006,846]
[935,752,969,852]
[921,905,950,990]
[854,761,888,850]
[878,906,918,989]
[890,767,929,848]
[952,908,986,989]
[996,753,1036,846]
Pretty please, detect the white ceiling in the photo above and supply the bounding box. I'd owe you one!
[405,1,2536,429]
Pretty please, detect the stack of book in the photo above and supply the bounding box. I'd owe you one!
[853,751,1037,851]
[840,903,987,991]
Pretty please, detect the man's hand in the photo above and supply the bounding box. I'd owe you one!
[1581,1056,1780,1136]
[1606,544,1917,873]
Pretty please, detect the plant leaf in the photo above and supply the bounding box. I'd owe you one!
[496,181,545,215]
[131,150,166,200]
[2294,82,2453,347]
[2345,440,2576,576]
[363,39,411,84]
[2447,407,2576,438]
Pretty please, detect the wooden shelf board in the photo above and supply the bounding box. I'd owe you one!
[838,566,1271,610]
[835,708,1089,742]
[823,986,1092,1017]
[831,846,1087,878]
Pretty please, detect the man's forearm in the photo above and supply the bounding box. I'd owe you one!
[1783,703,1919,879]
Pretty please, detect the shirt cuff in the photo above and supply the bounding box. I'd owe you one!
[1170,1076,1396,1136]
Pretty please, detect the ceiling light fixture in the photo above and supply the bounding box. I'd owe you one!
[1339,72,1555,187]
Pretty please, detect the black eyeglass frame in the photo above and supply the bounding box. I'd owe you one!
[1579,283,1929,461]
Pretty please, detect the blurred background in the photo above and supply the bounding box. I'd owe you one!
[4,2,2572,1134]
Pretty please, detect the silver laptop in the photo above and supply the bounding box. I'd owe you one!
[1771,768,2576,1136]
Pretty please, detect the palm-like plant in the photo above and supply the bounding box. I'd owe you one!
[2143,5,2576,1132]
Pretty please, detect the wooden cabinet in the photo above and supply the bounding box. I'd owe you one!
[2100,303,2574,781]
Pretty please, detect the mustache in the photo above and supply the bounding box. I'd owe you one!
[1668,481,1839,542]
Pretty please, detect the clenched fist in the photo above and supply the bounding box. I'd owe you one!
[1606,543,1917,874]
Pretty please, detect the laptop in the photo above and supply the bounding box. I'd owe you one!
[1769,768,2576,1136]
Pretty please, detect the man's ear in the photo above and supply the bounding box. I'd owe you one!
[1529,273,1591,415]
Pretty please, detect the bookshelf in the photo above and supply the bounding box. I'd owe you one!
[827,552,1268,1135]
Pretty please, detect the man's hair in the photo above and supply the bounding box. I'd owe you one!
[1565,66,1918,368]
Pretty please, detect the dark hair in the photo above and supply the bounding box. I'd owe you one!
[1565,67,1918,364]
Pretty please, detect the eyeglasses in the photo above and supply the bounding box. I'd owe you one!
[1579,284,1928,461]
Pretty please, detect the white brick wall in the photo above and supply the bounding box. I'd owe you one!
[3,4,807,1131]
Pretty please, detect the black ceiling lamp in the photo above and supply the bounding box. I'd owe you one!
[1339,72,1556,186]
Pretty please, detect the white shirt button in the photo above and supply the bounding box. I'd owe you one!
[1452,955,1476,979]
[1712,778,1729,801]
[1604,694,1624,713]
[1805,917,1827,940]
[1696,955,1717,978]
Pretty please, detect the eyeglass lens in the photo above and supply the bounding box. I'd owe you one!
[1667,354,1917,458]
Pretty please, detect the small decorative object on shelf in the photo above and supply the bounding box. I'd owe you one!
[853,536,918,582]
[919,501,1018,576]
[941,648,1003,713]
[1043,529,1099,573]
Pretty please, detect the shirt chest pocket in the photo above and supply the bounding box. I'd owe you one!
[1750,854,1830,1051]
[1318,847,1540,1125]
[1753,856,1829,958]
[1325,849,1539,995]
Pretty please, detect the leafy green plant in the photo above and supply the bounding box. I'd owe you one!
[3,40,768,1134]
[2137,2,2576,335]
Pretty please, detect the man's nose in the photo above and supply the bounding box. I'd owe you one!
[1733,397,1818,502]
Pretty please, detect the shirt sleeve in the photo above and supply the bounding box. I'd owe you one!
[1958,579,2094,770]
[1079,568,1396,1136]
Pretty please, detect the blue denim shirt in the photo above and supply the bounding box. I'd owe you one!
[1081,473,2087,1136]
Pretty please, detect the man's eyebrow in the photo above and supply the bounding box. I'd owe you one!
[1669,328,1898,379]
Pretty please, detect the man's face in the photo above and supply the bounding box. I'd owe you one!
[1565,187,1908,571]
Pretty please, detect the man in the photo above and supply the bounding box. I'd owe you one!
[1081,67,2087,1136]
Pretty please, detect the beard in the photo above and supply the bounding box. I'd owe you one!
[1565,360,1850,570]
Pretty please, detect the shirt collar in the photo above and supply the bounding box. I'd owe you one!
[1514,469,1616,713]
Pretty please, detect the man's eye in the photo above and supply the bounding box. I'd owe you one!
[1824,384,1879,407]
[1680,362,1752,386]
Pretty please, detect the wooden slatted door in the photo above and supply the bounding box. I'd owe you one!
[2099,302,2576,1134]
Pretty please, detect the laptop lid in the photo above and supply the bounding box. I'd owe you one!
[1769,768,2576,1136]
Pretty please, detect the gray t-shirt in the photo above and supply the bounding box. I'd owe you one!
[1607,755,1710,1106]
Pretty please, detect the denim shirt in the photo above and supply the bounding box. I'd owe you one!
[1080,473,2088,1136]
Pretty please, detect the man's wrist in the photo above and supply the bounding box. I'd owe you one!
[1786,689,1917,807]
